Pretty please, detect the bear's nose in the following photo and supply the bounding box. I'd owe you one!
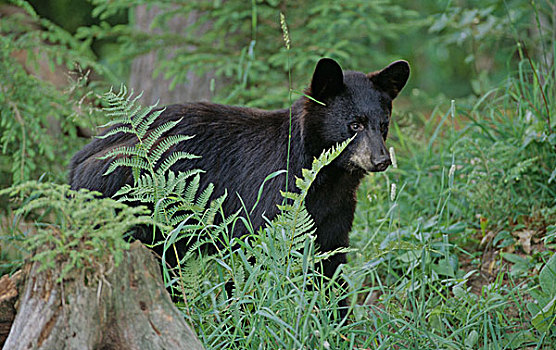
[372,155,391,172]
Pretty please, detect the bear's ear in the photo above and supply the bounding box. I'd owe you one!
[310,58,344,102]
[368,60,410,99]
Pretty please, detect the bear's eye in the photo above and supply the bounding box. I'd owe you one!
[349,122,364,132]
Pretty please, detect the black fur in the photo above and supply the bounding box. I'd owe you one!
[69,58,410,284]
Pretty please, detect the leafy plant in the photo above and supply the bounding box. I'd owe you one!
[94,86,238,291]
[0,181,151,280]
[455,57,555,230]
[529,253,556,333]
[0,0,107,187]
[1,1,555,348]
[183,137,356,349]
[349,55,554,348]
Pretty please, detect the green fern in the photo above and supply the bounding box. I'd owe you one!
[232,136,356,286]
[97,86,236,297]
[98,86,218,218]
[178,136,357,345]
[273,135,355,252]
[0,182,152,281]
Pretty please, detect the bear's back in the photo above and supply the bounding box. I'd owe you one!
[69,102,299,232]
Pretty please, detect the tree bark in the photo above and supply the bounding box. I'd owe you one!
[1,242,203,350]
[0,272,23,347]
[129,5,217,105]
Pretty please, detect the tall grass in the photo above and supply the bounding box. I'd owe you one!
[164,5,556,344]
[346,53,555,348]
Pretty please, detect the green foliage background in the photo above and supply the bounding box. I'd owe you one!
[1,0,553,186]
[0,0,555,348]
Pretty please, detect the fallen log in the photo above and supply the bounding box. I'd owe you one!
[1,241,203,350]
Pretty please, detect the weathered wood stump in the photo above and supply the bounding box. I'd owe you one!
[1,242,203,350]
[0,272,23,346]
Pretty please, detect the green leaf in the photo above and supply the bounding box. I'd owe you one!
[397,249,421,263]
[548,167,556,184]
[96,125,133,139]
[441,222,466,234]
[432,259,455,277]
[500,252,530,265]
[540,254,556,296]
[531,296,556,332]
[527,301,541,317]
[250,170,287,215]
[452,284,469,300]
[464,330,479,348]
[103,157,149,176]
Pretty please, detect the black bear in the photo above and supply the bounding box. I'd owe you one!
[69,58,409,284]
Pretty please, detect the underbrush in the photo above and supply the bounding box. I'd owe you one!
[4,58,553,349]
[349,59,555,348]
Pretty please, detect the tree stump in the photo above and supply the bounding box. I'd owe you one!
[0,271,23,346]
[1,241,203,350]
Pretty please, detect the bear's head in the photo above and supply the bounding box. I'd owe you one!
[303,58,410,174]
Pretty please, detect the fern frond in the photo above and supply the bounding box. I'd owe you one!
[103,157,149,176]
[116,194,155,203]
[2,182,152,280]
[216,210,239,228]
[94,85,235,295]
[103,86,133,116]
[295,136,355,196]
[266,136,354,257]
[122,89,142,117]
[142,118,183,150]
[166,214,199,227]
[98,145,146,160]
[183,174,201,204]
[113,184,134,197]
[179,237,219,262]
[149,134,195,163]
[96,125,134,139]
[135,172,164,191]
[202,191,230,225]
[196,183,214,209]
[136,106,164,138]
[174,169,204,194]
[156,152,200,175]
[126,104,144,128]
[279,190,300,201]
[153,197,179,221]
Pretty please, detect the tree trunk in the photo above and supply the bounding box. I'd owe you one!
[0,272,23,347]
[1,242,203,350]
[129,5,217,105]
